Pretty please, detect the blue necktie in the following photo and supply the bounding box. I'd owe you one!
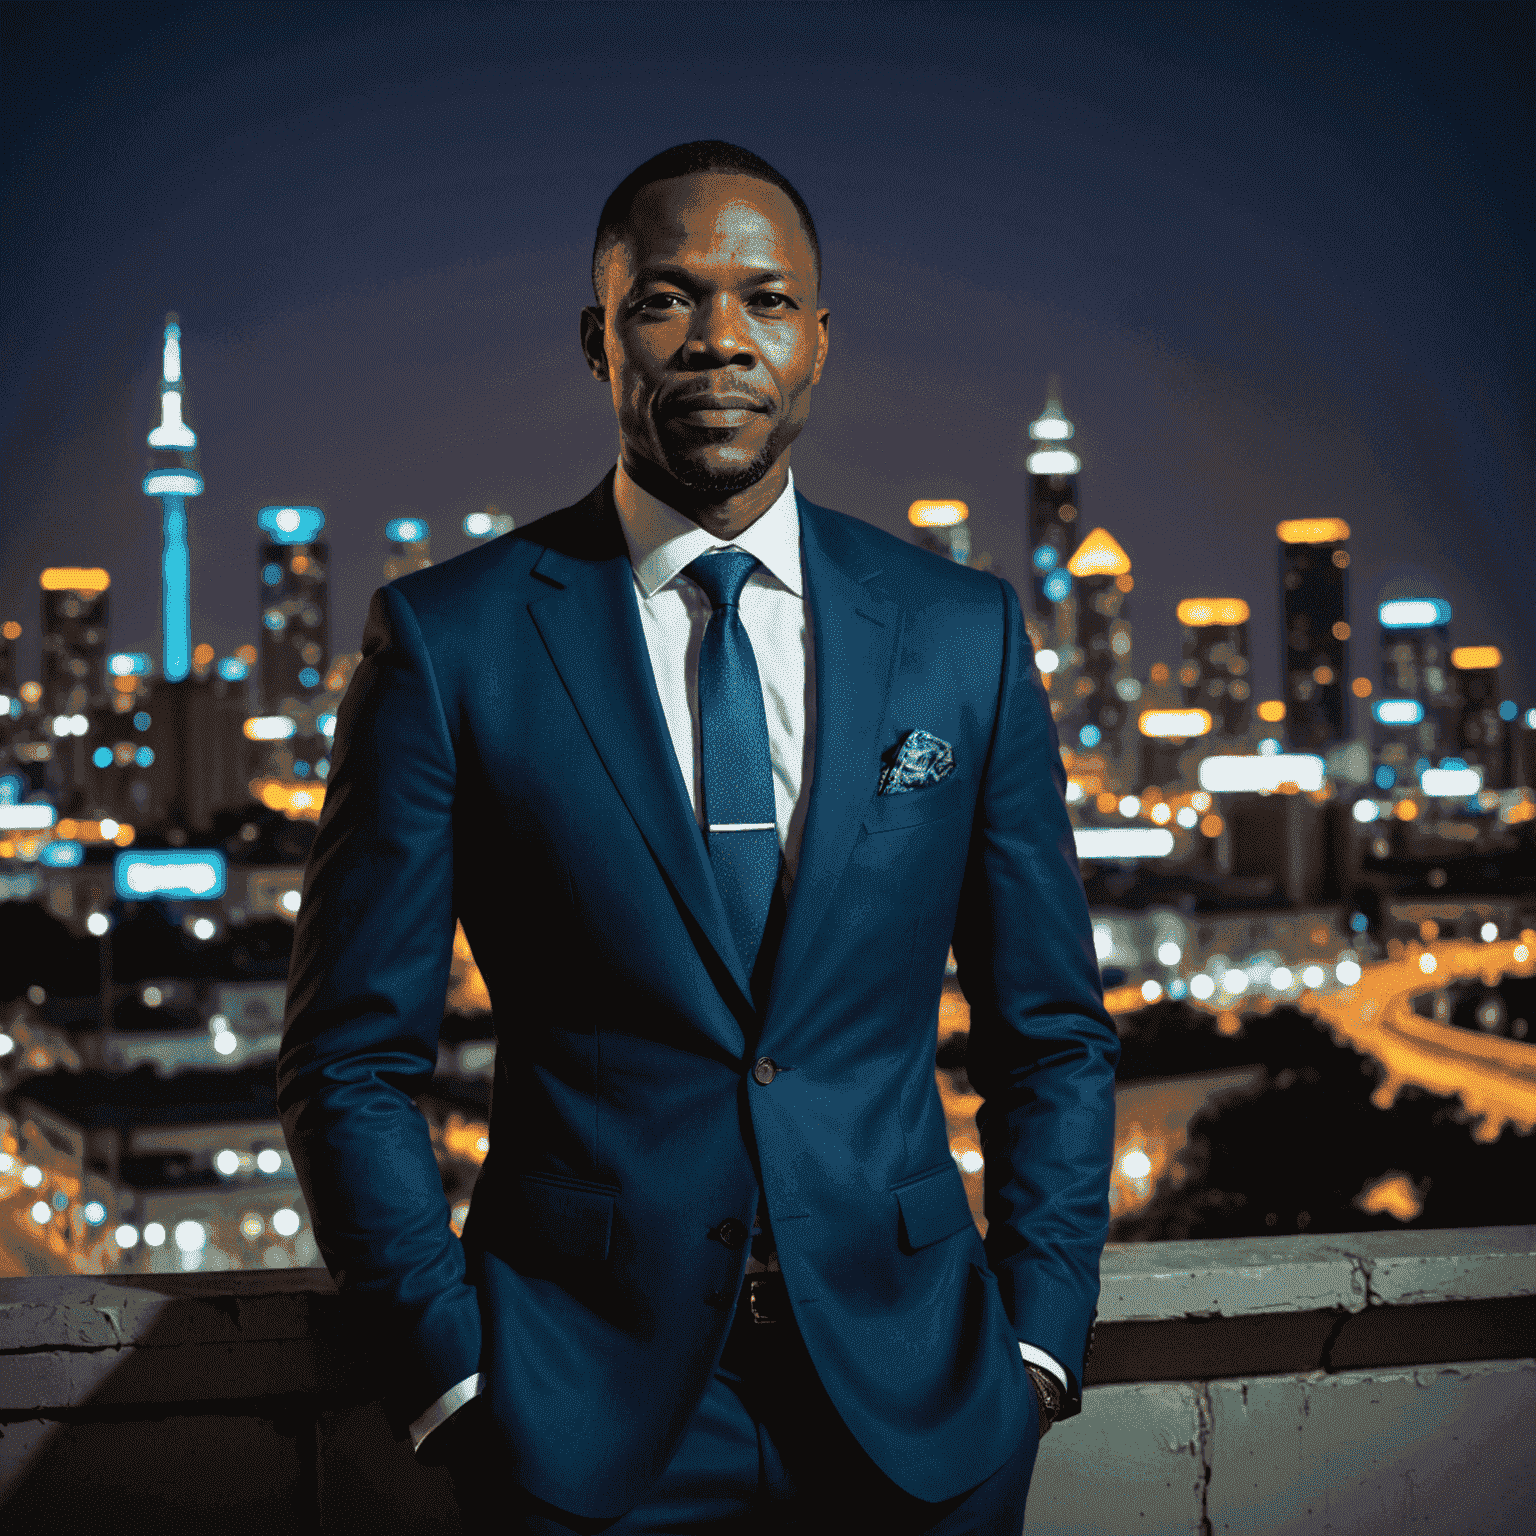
[684,549,780,978]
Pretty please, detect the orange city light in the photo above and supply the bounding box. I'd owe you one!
[1451,646,1501,670]
[1276,518,1350,544]
[1138,708,1213,739]
[192,643,215,668]
[1,621,20,640]
[1176,598,1250,627]
[908,500,968,528]
[40,567,110,592]
[1257,700,1286,723]
[1067,528,1131,578]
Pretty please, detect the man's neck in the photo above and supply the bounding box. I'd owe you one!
[620,450,791,541]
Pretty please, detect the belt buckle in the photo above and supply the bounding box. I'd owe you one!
[748,1276,778,1325]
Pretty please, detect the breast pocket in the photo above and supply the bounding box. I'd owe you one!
[861,772,972,835]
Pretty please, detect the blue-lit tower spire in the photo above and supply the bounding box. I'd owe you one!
[142,314,203,681]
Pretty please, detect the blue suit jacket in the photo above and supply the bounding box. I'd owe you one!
[277,474,1118,1518]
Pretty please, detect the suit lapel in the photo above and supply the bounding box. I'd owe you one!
[764,495,901,1020]
[527,480,756,1035]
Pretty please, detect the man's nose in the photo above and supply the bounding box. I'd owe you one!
[684,296,754,365]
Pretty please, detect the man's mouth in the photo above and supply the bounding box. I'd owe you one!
[662,395,768,427]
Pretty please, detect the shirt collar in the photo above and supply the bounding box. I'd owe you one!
[613,460,803,600]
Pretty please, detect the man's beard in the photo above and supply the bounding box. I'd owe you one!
[657,417,797,496]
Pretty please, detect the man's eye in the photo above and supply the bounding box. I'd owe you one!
[750,293,793,310]
[639,293,686,312]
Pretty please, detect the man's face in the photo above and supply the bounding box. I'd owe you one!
[584,173,829,498]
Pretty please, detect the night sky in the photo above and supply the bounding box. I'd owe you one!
[4,1,1532,709]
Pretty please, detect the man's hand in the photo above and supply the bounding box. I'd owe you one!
[1024,1363,1061,1439]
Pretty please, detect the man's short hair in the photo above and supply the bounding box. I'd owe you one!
[591,140,821,302]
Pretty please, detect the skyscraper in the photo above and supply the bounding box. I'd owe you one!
[142,315,203,683]
[39,567,111,815]
[1065,528,1133,755]
[1452,646,1508,789]
[1277,518,1350,754]
[1176,598,1252,741]
[257,507,330,789]
[1025,383,1081,644]
[1373,595,1455,783]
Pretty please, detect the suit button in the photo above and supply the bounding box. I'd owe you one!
[752,1057,778,1085]
[714,1218,747,1249]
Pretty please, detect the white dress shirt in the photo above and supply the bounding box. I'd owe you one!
[409,462,1063,1452]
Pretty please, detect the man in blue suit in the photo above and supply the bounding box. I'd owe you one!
[278,140,1118,1533]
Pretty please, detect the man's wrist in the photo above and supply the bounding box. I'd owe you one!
[1024,1362,1062,1437]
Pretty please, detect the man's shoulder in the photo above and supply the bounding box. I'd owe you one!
[797,493,1008,616]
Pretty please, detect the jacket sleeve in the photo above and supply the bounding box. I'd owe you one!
[950,574,1119,1418]
[276,583,480,1438]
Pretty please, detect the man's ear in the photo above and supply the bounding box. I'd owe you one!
[580,307,609,382]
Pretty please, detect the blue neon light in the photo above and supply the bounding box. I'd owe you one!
[1032,546,1059,572]
[1374,765,1396,790]
[108,653,151,677]
[160,496,190,681]
[135,746,155,767]
[1078,724,1102,748]
[258,506,325,545]
[92,746,113,769]
[298,667,320,688]
[114,849,226,901]
[385,517,429,543]
[0,775,21,806]
[1043,570,1073,603]
[41,840,83,868]
[217,657,249,681]
[1499,700,1517,722]
[133,711,151,731]
[262,563,283,586]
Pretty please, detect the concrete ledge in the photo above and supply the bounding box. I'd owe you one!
[1,1228,1532,1534]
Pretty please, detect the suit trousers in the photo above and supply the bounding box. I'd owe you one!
[443,1281,1040,1535]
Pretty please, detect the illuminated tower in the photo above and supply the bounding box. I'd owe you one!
[384,517,432,581]
[1064,528,1133,754]
[257,507,330,790]
[1372,595,1454,784]
[1177,599,1252,741]
[142,315,203,682]
[1277,518,1350,754]
[1451,646,1508,789]
[1025,383,1082,641]
[907,500,971,564]
[39,567,111,813]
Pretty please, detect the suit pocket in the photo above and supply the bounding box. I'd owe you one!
[861,771,970,835]
[893,1163,976,1252]
[513,1171,617,1262]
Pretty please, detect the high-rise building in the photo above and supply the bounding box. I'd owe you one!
[1277,518,1350,754]
[142,315,203,683]
[1024,383,1082,644]
[136,674,251,834]
[1373,595,1455,785]
[1176,598,1253,741]
[39,567,111,815]
[255,506,330,795]
[1451,646,1508,789]
[1065,528,1133,755]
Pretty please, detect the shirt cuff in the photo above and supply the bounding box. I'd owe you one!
[409,1372,484,1454]
[1019,1342,1068,1392]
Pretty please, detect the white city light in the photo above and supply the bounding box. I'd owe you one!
[83,1201,106,1224]
[1157,941,1182,966]
[272,1208,301,1237]
[256,1149,283,1174]
[1065,781,1084,804]
[1027,449,1082,475]
[1222,969,1248,994]
[147,389,196,449]
[1481,922,1498,942]
[1421,766,1481,796]
[1373,699,1425,726]
[144,1222,167,1247]
[0,804,57,830]
[1074,828,1175,860]
[192,917,216,941]
[31,1201,52,1225]
[215,1150,241,1177]
[1271,967,1294,990]
[1198,755,1325,793]
[281,889,302,914]
[99,819,119,837]
[1336,960,1363,986]
[122,861,221,896]
[1419,953,1437,974]
[1189,974,1215,1000]
[1118,796,1141,818]
[244,715,296,741]
[1302,966,1325,988]
[1352,799,1380,823]
[21,1164,43,1188]
[0,1036,12,1058]
[214,1031,238,1056]
[1035,649,1059,674]
[174,1220,207,1253]
[1120,1149,1153,1180]
[142,470,204,497]
[115,1224,139,1249]
[87,912,110,936]
[277,509,302,533]
[1141,980,1162,1003]
[957,1149,984,1175]
[1176,806,1198,829]
[1378,599,1449,629]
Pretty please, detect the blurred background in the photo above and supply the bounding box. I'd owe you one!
[1,0,1531,1277]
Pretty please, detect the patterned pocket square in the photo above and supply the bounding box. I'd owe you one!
[878,729,956,794]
